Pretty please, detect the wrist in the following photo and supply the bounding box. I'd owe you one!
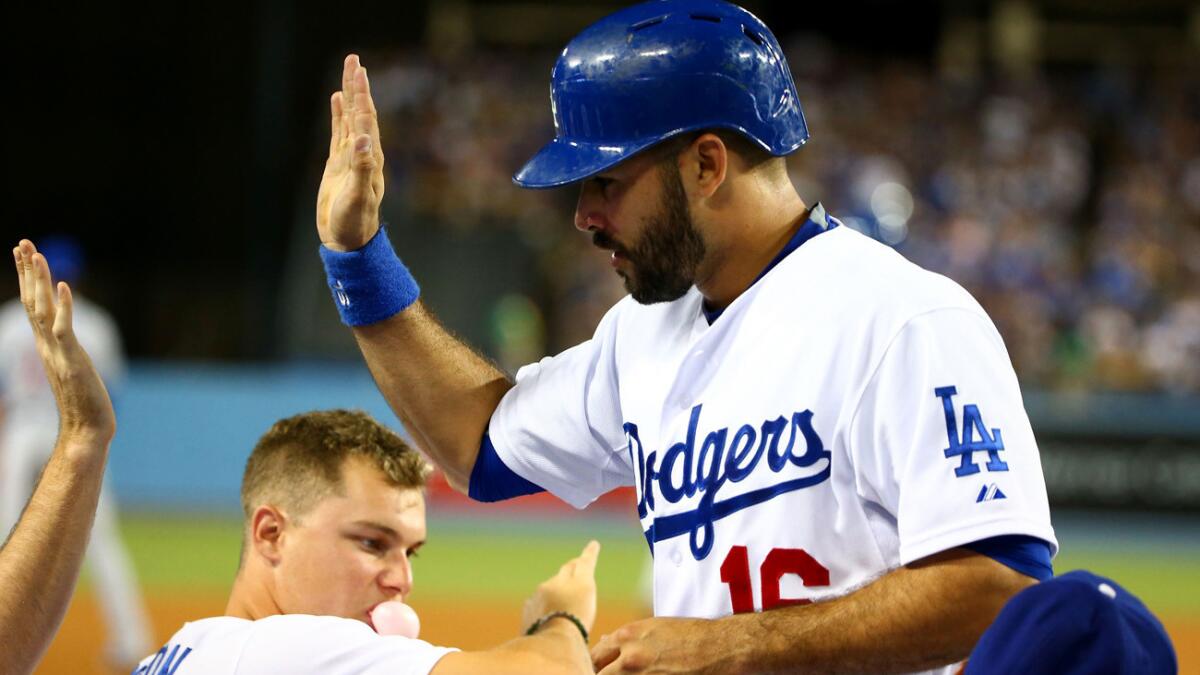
[321,228,375,252]
[526,611,588,644]
[319,225,420,326]
[54,434,112,466]
[57,425,115,448]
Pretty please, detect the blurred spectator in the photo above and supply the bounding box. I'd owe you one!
[346,45,1197,393]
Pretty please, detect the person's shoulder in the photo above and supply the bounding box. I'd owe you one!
[246,613,378,641]
[167,616,254,642]
[777,225,985,319]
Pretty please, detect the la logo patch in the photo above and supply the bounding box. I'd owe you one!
[934,386,1009,478]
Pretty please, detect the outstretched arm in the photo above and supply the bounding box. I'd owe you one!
[0,241,117,675]
[317,55,510,492]
[432,541,601,675]
[592,549,1035,674]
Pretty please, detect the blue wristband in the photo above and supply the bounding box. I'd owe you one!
[319,226,420,326]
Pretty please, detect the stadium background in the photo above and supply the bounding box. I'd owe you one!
[2,0,1198,672]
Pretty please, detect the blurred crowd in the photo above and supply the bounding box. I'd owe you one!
[363,39,1198,394]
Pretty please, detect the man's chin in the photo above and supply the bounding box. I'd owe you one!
[618,266,693,305]
[629,283,692,305]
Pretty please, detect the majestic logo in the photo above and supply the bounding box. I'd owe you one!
[976,483,1007,502]
[935,386,1009,478]
[626,404,831,561]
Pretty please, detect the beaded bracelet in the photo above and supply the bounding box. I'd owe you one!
[525,611,588,643]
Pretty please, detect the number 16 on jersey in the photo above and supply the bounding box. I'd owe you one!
[719,546,831,613]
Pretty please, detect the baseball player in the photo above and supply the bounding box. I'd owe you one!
[134,409,600,675]
[0,236,154,669]
[2,240,121,674]
[316,1,1057,672]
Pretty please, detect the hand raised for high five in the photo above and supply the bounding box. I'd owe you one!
[317,54,386,252]
[12,240,115,445]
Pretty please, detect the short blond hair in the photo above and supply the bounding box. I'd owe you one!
[240,409,429,524]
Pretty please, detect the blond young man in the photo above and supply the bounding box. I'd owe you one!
[134,409,599,675]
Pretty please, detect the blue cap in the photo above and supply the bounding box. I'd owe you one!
[966,570,1177,674]
[514,0,808,189]
[37,235,84,284]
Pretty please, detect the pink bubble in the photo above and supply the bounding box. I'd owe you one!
[371,601,421,638]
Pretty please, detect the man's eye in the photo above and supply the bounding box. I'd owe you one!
[360,538,384,553]
[407,548,420,560]
[594,176,614,190]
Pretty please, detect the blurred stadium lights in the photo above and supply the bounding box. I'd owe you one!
[870,182,915,246]
[936,0,1198,70]
[427,1,623,47]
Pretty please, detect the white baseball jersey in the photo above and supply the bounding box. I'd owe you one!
[488,206,1056,675]
[132,615,458,675]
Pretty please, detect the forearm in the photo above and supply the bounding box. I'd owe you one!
[0,435,108,675]
[353,301,513,491]
[724,551,1033,674]
[435,621,591,675]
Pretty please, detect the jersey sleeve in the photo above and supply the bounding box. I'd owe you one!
[848,307,1058,566]
[486,304,632,509]
[235,615,457,675]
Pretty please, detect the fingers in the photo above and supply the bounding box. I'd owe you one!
[329,91,345,158]
[17,240,36,309]
[32,253,57,329]
[342,53,358,114]
[334,54,379,183]
[576,540,601,577]
[13,246,24,304]
[591,633,621,672]
[353,65,381,159]
[52,281,75,344]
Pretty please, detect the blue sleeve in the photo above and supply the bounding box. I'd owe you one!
[467,433,547,502]
[965,535,1054,581]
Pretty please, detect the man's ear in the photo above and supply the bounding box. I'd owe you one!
[683,132,729,199]
[250,505,288,566]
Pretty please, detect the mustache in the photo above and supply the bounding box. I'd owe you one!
[592,231,627,255]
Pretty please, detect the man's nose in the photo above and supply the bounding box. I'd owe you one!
[575,182,605,233]
[380,556,413,601]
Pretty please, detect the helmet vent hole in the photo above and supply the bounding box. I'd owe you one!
[631,16,667,31]
[742,26,765,47]
[690,13,721,23]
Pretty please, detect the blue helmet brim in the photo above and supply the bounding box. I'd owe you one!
[512,136,664,189]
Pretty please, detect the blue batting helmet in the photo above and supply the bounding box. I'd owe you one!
[514,0,809,189]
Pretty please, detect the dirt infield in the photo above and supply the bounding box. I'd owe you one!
[37,588,1199,673]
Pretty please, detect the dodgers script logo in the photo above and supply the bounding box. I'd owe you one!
[626,404,831,561]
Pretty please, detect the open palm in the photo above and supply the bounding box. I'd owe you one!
[317,54,386,252]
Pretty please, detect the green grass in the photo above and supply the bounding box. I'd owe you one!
[1053,549,1200,615]
[117,513,652,602]
[116,513,1200,616]
[120,516,242,590]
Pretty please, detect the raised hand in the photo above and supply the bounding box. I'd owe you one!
[13,240,115,444]
[522,540,601,636]
[317,54,386,252]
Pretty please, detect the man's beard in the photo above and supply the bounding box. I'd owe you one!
[596,162,706,304]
